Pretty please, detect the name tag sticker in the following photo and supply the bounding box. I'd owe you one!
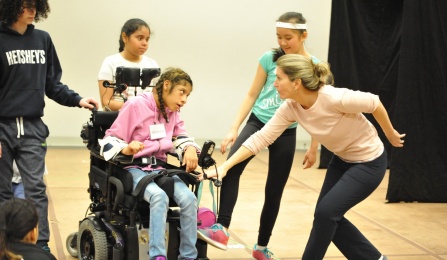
[150,124,166,140]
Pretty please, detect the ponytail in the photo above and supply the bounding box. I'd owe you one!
[313,62,332,89]
[0,228,23,260]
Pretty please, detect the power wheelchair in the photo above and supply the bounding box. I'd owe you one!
[65,67,219,260]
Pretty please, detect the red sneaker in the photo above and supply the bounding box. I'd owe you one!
[197,223,229,250]
[251,244,274,260]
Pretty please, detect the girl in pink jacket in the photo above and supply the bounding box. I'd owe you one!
[100,68,201,260]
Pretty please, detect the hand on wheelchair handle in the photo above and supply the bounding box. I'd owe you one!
[87,101,98,112]
[79,98,99,111]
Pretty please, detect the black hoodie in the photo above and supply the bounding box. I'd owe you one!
[8,241,57,260]
[0,23,82,118]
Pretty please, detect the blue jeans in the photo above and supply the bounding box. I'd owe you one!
[12,182,25,199]
[127,168,198,259]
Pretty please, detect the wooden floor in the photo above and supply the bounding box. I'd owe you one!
[44,147,447,260]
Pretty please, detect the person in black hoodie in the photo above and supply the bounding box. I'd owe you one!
[0,0,98,252]
[0,198,57,260]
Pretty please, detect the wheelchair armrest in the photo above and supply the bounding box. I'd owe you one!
[114,153,134,164]
[108,176,124,212]
[90,145,133,165]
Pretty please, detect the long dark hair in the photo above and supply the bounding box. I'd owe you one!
[118,18,150,52]
[273,12,307,62]
[0,0,50,26]
[153,67,193,122]
[0,198,39,260]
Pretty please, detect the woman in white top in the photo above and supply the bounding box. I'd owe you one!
[205,54,404,260]
[98,18,159,111]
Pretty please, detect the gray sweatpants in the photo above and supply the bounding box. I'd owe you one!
[0,117,50,243]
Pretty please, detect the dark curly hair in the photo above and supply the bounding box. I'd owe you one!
[0,0,50,27]
[154,67,193,123]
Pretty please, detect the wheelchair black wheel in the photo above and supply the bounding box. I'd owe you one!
[66,232,78,258]
[77,219,108,260]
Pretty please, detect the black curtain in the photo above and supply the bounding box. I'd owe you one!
[322,0,447,202]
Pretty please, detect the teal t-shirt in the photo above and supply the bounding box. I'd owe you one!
[252,50,320,128]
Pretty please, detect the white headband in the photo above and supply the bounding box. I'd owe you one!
[276,22,307,30]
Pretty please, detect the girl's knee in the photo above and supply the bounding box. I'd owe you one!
[149,188,169,205]
[176,191,196,209]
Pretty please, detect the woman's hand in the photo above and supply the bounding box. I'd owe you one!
[183,146,199,172]
[201,164,228,181]
[303,139,318,169]
[121,141,144,155]
[372,103,406,148]
[303,148,317,169]
[196,172,205,181]
[220,129,238,154]
[386,129,406,147]
[215,165,228,180]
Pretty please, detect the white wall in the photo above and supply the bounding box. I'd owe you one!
[39,0,332,148]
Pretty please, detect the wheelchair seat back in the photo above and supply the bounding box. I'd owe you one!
[83,110,118,152]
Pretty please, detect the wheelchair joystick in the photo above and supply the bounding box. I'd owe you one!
[198,140,222,187]
[198,140,216,169]
[213,179,222,187]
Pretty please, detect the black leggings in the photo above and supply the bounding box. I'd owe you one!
[302,152,387,260]
[217,113,296,246]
